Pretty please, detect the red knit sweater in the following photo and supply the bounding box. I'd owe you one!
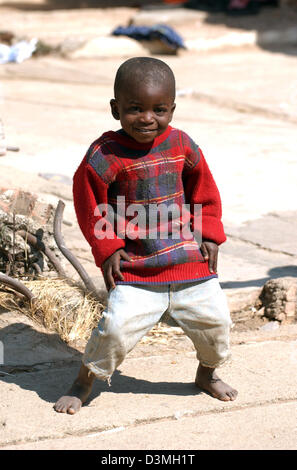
[73,126,226,285]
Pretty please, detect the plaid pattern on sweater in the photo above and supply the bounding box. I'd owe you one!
[73,126,226,284]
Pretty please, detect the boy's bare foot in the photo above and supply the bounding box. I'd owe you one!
[54,364,95,415]
[195,364,238,401]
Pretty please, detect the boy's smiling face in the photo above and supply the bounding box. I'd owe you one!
[110,80,176,144]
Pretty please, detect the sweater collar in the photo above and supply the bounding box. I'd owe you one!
[105,126,172,150]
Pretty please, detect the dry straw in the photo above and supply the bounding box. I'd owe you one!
[0,278,184,347]
[0,277,104,344]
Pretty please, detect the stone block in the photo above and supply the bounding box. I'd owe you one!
[68,36,147,59]
[0,188,54,227]
[259,277,297,323]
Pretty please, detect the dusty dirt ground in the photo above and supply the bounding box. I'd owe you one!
[0,0,297,451]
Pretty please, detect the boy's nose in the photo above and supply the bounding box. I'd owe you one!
[139,111,154,124]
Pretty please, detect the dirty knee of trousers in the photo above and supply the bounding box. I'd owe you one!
[83,318,127,382]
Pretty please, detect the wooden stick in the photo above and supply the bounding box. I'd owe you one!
[0,272,35,302]
[54,200,102,299]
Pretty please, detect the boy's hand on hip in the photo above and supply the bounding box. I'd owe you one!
[102,249,131,291]
[200,241,218,273]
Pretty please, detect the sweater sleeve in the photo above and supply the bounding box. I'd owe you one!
[73,157,125,268]
[182,135,226,245]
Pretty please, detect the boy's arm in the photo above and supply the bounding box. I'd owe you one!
[183,147,226,245]
[73,158,126,269]
[182,140,226,273]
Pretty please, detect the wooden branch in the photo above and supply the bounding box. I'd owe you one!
[0,272,35,303]
[54,200,102,299]
[17,230,66,277]
[32,262,42,275]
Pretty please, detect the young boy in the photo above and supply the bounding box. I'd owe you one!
[54,57,237,415]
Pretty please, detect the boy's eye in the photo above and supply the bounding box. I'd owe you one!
[128,106,141,113]
[155,107,167,114]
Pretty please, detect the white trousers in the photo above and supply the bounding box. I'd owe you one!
[83,278,232,382]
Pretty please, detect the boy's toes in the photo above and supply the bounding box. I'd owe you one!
[229,389,238,401]
[54,396,82,414]
[54,401,67,413]
[217,392,232,401]
[224,389,238,401]
[53,400,63,412]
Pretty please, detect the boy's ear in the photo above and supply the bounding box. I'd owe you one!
[110,99,120,120]
[169,103,176,122]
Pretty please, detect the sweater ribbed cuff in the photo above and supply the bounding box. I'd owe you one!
[91,239,125,267]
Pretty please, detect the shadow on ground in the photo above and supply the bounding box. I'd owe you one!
[0,321,82,369]
[221,265,297,289]
[196,3,297,56]
[88,369,202,406]
[0,323,200,406]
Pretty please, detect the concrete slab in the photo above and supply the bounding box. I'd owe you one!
[0,6,136,47]
[0,340,296,447]
[2,401,296,450]
[225,211,297,257]
[218,235,297,289]
[0,311,81,368]
[0,57,112,85]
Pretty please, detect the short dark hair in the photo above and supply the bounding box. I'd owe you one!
[114,57,176,100]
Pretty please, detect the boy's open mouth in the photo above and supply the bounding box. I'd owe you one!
[135,128,157,133]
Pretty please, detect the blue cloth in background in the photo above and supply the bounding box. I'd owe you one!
[112,24,186,50]
[0,39,37,64]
